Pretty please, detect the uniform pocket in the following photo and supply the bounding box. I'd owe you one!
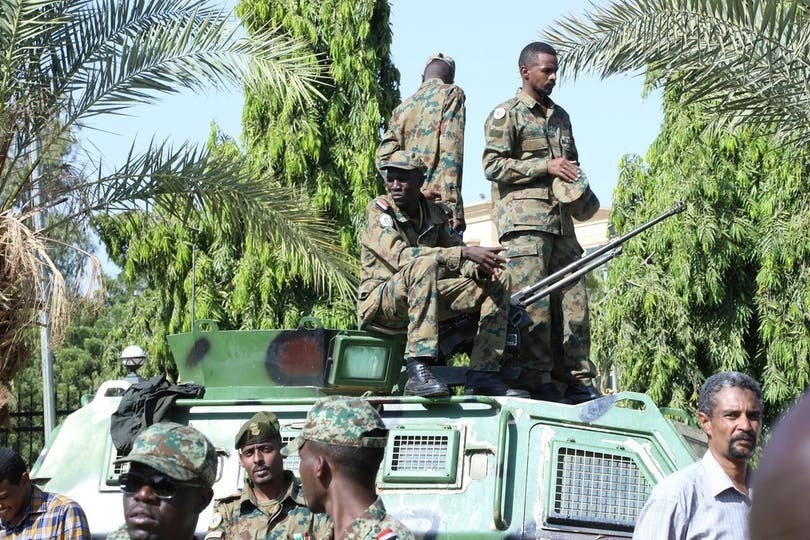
[521,137,549,157]
[504,244,539,258]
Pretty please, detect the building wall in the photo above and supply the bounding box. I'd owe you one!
[463,200,610,250]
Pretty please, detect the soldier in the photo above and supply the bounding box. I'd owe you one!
[282,396,413,540]
[205,411,331,539]
[0,447,90,538]
[108,422,217,540]
[482,41,601,403]
[358,150,524,397]
[377,52,466,234]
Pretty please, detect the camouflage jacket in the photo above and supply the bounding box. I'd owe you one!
[204,471,332,540]
[482,90,579,239]
[341,497,414,540]
[377,78,466,222]
[358,194,479,317]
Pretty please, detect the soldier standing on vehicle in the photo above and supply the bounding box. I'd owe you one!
[0,447,90,539]
[482,41,601,403]
[283,396,413,540]
[359,150,525,397]
[205,411,331,539]
[377,52,466,234]
[633,371,763,539]
[108,422,217,540]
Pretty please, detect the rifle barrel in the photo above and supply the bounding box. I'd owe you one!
[511,201,686,305]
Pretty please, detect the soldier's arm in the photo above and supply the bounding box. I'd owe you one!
[436,86,465,222]
[376,109,404,169]
[482,107,548,185]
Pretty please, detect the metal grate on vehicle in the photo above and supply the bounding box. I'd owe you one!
[382,429,459,485]
[282,434,300,472]
[549,446,651,531]
[103,448,129,488]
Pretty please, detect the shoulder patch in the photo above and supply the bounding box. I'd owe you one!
[493,107,506,120]
[375,197,389,211]
[376,529,398,540]
[379,214,394,228]
[207,512,223,530]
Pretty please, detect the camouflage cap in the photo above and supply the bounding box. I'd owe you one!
[425,52,455,80]
[552,169,591,204]
[282,396,387,456]
[234,411,281,449]
[115,421,217,487]
[568,187,600,221]
[378,150,427,179]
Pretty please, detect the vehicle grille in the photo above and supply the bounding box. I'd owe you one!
[550,446,651,530]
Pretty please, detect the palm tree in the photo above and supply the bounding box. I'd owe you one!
[0,0,357,422]
[542,0,810,144]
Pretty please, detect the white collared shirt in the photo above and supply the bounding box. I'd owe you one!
[632,451,752,539]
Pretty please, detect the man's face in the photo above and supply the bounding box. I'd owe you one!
[384,167,423,208]
[122,463,211,540]
[700,386,762,463]
[521,52,558,99]
[239,439,284,487]
[297,442,325,513]
[0,473,30,525]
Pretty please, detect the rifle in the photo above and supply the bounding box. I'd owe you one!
[511,200,687,309]
[438,201,687,361]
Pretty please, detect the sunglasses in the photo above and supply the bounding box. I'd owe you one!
[119,471,203,500]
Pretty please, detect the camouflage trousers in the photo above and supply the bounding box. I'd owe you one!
[358,256,510,371]
[502,231,595,385]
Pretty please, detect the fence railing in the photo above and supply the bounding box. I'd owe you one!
[0,387,87,467]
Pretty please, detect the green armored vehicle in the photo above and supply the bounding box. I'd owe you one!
[30,315,705,539]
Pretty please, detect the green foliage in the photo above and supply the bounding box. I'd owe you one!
[593,87,810,421]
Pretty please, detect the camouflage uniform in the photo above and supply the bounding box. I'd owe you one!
[357,193,510,370]
[283,397,414,540]
[376,78,466,225]
[482,90,596,387]
[205,471,332,540]
[342,497,413,540]
[107,421,218,540]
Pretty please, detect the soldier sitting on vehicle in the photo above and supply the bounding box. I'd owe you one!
[358,150,524,397]
[205,411,331,539]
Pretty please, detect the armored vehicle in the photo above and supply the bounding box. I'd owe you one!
[28,202,700,538]
[29,314,705,539]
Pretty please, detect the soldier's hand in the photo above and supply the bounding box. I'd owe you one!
[462,246,508,280]
[452,217,466,233]
[421,188,442,202]
[547,158,580,183]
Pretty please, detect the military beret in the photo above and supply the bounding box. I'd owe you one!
[378,151,427,178]
[425,52,455,80]
[552,169,591,204]
[282,396,387,456]
[115,421,217,487]
[234,411,281,449]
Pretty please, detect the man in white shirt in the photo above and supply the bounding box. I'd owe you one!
[633,371,763,539]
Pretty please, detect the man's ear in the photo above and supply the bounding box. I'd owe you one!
[19,471,30,488]
[519,65,529,81]
[698,411,712,437]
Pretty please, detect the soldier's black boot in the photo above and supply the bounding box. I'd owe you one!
[565,382,602,404]
[464,370,530,398]
[404,358,449,397]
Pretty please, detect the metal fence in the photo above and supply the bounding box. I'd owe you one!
[0,387,87,467]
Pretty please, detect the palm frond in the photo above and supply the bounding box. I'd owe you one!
[543,0,810,144]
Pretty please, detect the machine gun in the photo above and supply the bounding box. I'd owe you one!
[438,201,687,360]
